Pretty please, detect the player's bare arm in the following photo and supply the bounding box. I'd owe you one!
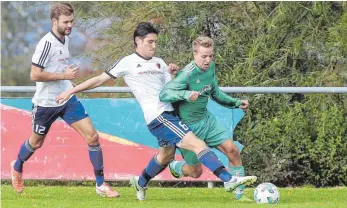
[56,72,112,104]
[30,64,79,81]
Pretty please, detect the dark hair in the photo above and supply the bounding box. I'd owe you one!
[133,22,159,47]
[50,3,74,20]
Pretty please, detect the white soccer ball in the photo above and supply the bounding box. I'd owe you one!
[253,182,280,204]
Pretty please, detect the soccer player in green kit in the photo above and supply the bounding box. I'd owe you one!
[159,36,256,201]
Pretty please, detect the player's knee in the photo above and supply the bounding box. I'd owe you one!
[86,131,99,145]
[189,138,208,154]
[227,145,240,158]
[158,154,174,165]
[183,132,206,148]
[30,140,44,149]
[32,142,43,149]
[29,134,45,149]
[190,166,203,178]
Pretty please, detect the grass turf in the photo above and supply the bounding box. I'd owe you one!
[1,185,346,208]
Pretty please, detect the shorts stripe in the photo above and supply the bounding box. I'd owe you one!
[157,116,185,138]
[157,116,184,138]
[158,115,186,137]
[31,105,37,125]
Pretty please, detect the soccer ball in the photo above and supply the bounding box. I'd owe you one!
[253,183,280,204]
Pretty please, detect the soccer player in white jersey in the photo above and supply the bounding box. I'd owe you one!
[56,22,255,201]
[10,3,119,198]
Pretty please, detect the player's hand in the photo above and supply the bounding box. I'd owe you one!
[64,64,79,80]
[189,91,200,101]
[55,91,71,104]
[239,100,249,111]
[168,63,180,75]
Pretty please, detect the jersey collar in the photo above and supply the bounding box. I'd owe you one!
[135,52,152,61]
[192,61,210,73]
[50,30,65,45]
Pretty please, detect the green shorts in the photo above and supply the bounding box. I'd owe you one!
[179,111,233,165]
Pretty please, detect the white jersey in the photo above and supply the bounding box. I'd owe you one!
[106,52,174,124]
[31,30,73,107]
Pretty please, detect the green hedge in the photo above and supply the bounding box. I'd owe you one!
[235,94,347,187]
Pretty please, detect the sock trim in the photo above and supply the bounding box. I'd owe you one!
[94,169,104,176]
[157,115,185,138]
[88,144,101,151]
[197,148,212,160]
[25,140,35,152]
[141,169,151,181]
[213,166,226,176]
[153,155,166,168]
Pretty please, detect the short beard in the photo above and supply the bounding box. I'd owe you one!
[57,27,71,36]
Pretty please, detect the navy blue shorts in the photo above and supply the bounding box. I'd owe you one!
[31,95,88,135]
[147,111,191,147]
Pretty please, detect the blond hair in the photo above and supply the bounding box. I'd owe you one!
[50,3,74,20]
[192,36,214,52]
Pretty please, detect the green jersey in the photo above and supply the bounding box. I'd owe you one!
[160,61,242,125]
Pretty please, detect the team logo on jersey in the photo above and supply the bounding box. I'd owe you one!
[157,63,161,69]
[196,79,201,84]
[198,84,212,95]
[137,64,142,68]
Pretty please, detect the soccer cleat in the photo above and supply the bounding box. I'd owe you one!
[224,176,257,192]
[10,160,24,193]
[130,176,147,201]
[96,182,120,198]
[168,161,182,179]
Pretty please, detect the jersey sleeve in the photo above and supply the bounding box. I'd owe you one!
[105,58,127,79]
[210,63,242,108]
[32,40,52,69]
[160,69,192,102]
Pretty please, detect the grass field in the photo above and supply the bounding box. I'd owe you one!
[1,185,346,208]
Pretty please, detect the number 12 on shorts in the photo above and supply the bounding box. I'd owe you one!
[34,125,46,134]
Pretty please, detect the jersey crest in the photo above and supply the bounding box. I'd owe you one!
[198,84,212,95]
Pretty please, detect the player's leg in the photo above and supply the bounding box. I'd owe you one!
[11,104,58,193]
[132,111,183,200]
[217,139,252,200]
[131,111,196,200]
[62,96,119,198]
[179,133,254,191]
[131,146,176,200]
[179,132,237,183]
[138,146,175,187]
[205,112,256,200]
